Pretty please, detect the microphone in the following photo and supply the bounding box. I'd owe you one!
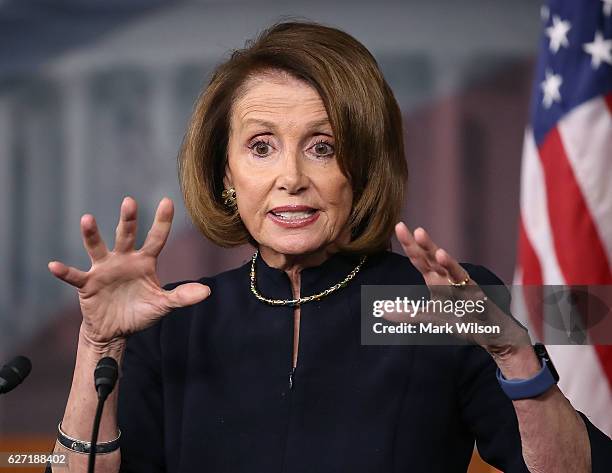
[88,357,119,473]
[0,356,32,394]
[94,356,119,401]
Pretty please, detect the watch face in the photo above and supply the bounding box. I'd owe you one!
[534,343,560,382]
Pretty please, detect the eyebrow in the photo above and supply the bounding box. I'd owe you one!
[241,117,333,132]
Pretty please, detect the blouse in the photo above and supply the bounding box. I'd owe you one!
[115,249,612,472]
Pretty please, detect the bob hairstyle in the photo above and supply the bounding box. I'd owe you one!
[178,20,408,254]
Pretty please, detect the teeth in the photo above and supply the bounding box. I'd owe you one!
[273,210,315,219]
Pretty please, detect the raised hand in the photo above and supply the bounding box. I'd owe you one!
[48,197,211,345]
[393,222,529,353]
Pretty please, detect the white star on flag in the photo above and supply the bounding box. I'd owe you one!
[583,31,612,68]
[603,0,612,16]
[546,15,571,53]
[540,69,563,108]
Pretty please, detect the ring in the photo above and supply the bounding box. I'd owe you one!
[448,273,470,288]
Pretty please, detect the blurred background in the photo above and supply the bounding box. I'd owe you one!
[0,0,543,471]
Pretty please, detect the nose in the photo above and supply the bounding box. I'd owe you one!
[276,150,309,194]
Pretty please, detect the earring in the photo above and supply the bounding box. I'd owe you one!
[221,187,238,212]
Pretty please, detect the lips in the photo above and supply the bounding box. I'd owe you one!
[269,205,317,220]
[267,205,320,228]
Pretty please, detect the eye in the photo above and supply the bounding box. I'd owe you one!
[309,139,335,158]
[249,139,273,158]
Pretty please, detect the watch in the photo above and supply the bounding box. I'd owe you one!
[496,343,560,400]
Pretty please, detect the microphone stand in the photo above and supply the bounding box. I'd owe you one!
[88,357,118,473]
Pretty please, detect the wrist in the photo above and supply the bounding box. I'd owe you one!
[492,344,542,380]
[78,325,127,357]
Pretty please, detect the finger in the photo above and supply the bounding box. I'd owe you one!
[435,248,470,285]
[413,227,440,257]
[141,198,174,257]
[413,227,449,276]
[81,214,109,262]
[395,223,441,275]
[395,222,431,274]
[164,283,211,309]
[48,261,88,288]
[114,197,138,253]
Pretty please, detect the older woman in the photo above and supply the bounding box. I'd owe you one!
[48,21,610,473]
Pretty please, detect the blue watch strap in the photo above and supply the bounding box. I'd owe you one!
[496,358,557,400]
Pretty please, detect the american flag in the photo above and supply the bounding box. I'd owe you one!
[514,0,612,437]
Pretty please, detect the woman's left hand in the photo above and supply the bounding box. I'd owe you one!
[393,222,531,356]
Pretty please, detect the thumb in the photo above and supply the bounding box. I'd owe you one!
[165,283,211,309]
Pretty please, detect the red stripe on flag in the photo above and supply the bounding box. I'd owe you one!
[605,93,612,116]
[517,217,544,340]
[538,127,612,284]
[595,346,612,391]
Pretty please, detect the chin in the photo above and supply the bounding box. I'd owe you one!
[264,234,326,256]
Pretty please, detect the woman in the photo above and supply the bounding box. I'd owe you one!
[48,21,610,472]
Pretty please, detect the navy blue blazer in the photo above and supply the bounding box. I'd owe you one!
[115,250,612,472]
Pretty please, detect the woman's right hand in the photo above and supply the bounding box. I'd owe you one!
[48,197,211,346]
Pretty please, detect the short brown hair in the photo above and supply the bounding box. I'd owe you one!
[178,20,407,254]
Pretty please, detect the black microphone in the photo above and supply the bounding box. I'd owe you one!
[94,356,119,401]
[89,356,119,473]
[0,356,32,394]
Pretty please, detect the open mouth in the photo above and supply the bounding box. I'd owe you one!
[268,209,317,220]
[267,206,320,227]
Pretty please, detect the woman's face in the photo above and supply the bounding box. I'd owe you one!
[224,72,353,260]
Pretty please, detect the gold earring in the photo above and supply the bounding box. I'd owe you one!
[221,187,238,212]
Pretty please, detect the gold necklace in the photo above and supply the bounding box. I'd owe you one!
[249,249,367,307]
